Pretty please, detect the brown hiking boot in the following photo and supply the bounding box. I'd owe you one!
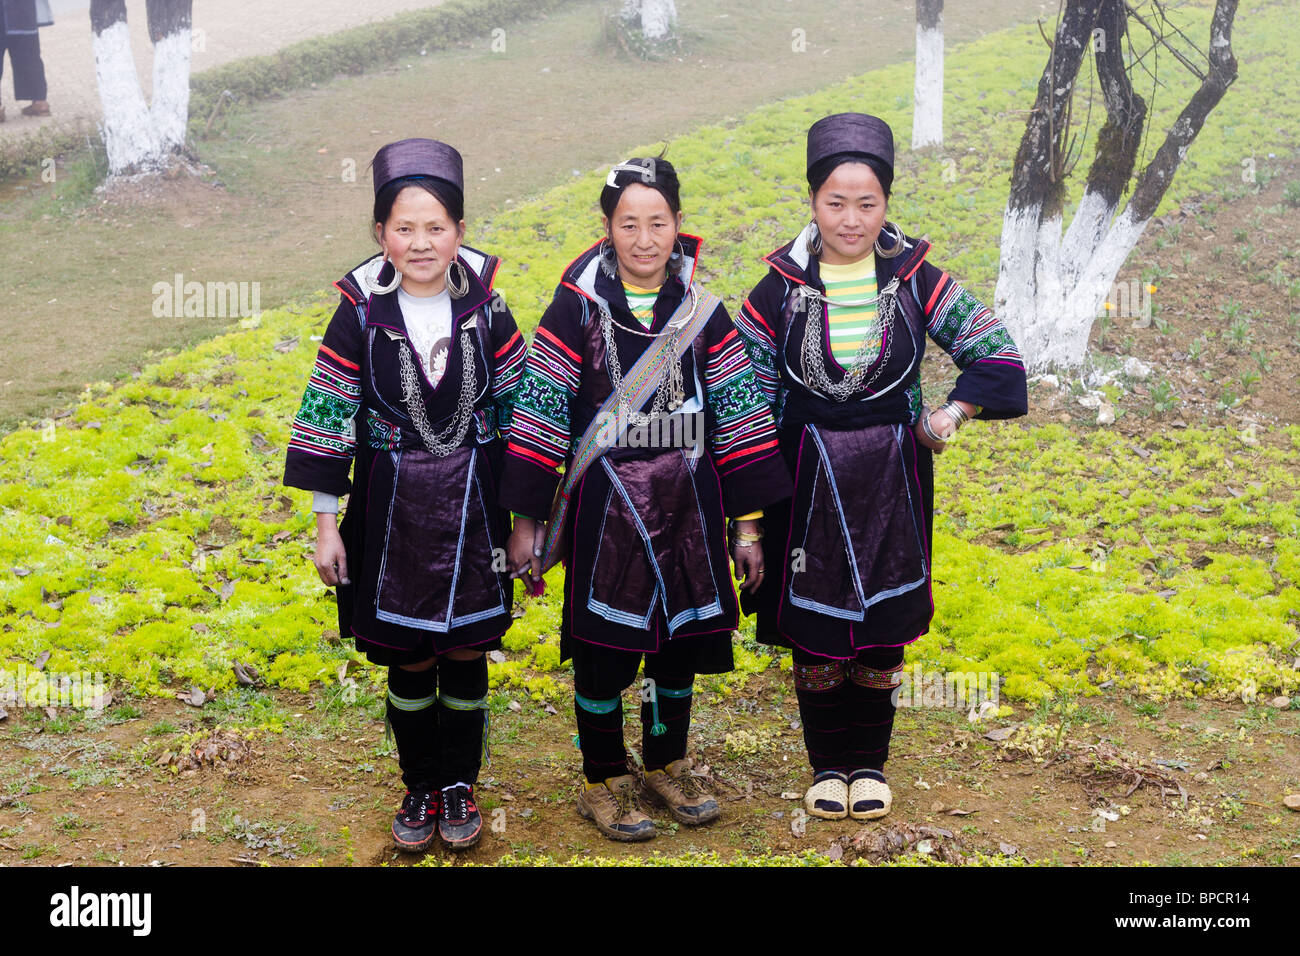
[644,757,721,825]
[22,101,50,117]
[576,774,656,842]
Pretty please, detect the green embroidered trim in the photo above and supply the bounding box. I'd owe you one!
[575,693,620,714]
[387,689,436,712]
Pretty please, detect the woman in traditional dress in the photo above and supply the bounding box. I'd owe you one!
[283,139,528,853]
[502,156,791,842]
[736,114,1028,823]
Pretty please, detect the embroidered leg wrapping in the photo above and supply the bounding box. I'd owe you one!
[845,646,906,772]
[640,677,694,772]
[386,663,440,789]
[791,647,849,776]
[437,655,489,786]
[574,690,627,784]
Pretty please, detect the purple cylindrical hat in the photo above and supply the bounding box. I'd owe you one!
[371,138,464,196]
[806,113,895,177]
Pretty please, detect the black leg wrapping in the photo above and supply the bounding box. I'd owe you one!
[845,645,906,772]
[437,655,490,786]
[791,647,850,776]
[641,651,694,772]
[386,663,440,790]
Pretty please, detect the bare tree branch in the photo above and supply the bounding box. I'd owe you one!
[1127,0,1238,221]
[1008,1,1106,219]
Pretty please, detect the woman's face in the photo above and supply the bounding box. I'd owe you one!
[602,183,682,289]
[810,161,888,266]
[375,186,465,295]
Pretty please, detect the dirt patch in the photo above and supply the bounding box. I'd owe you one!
[2,671,1296,866]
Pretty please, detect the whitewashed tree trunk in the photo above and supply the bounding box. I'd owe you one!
[148,0,193,153]
[995,0,1239,372]
[90,0,193,178]
[639,0,677,41]
[912,0,944,149]
[92,2,160,174]
[619,0,677,42]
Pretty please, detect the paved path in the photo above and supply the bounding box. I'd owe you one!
[0,0,446,143]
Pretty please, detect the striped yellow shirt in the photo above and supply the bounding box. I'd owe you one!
[819,258,880,369]
[623,281,660,328]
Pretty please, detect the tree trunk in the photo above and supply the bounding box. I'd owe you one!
[994,0,1239,372]
[147,0,193,154]
[619,0,676,42]
[912,0,944,149]
[90,0,193,178]
[91,0,159,175]
[639,0,676,41]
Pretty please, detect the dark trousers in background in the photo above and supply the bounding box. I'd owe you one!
[1,8,49,103]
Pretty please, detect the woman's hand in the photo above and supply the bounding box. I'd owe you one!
[731,518,765,594]
[507,516,546,592]
[314,514,350,586]
[913,407,954,455]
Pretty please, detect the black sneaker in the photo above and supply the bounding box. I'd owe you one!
[438,782,482,850]
[391,784,439,853]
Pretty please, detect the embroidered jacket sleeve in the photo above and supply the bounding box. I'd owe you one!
[733,273,786,414]
[283,294,364,497]
[912,261,1029,419]
[499,286,584,520]
[486,291,528,442]
[703,302,792,517]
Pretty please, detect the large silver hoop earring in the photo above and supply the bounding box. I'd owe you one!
[598,238,619,280]
[805,220,823,257]
[363,254,402,295]
[874,221,905,259]
[446,258,470,299]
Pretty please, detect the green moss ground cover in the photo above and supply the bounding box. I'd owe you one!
[2,0,1297,707]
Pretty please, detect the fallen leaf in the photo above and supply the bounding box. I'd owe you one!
[232,662,261,686]
[780,791,801,800]
[983,724,1023,741]
[180,687,206,707]
[543,703,558,716]
[488,650,507,664]
[998,842,1019,855]
[44,706,58,719]
[946,808,977,816]
[507,700,522,713]
[33,650,51,671]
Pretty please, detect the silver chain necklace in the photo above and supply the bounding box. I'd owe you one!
[598,286,698,427]
[397,328,477,455]
[799,276,900,402]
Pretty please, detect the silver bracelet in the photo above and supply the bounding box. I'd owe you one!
[939,400,971,428]
[918,408,948,445]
